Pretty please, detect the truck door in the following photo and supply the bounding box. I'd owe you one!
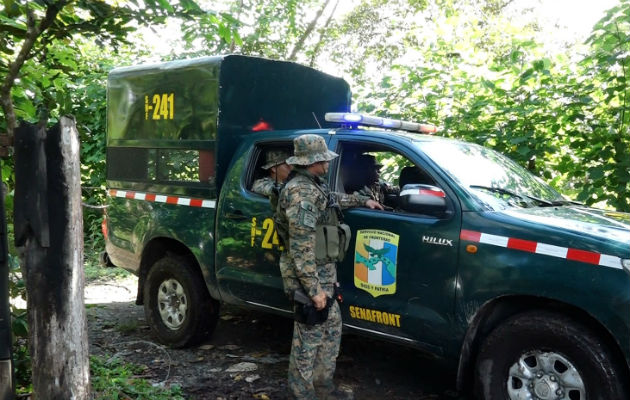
[330,137,461,353]
[215,141,294,313]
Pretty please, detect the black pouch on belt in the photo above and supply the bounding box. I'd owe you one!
[293,289,334,326]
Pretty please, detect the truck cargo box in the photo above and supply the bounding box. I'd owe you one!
[107,54,351,189]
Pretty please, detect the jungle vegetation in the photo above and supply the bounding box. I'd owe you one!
[1,0,628,394]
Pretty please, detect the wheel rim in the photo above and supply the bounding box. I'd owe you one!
[507,350,585,400]
[157,278,188,330]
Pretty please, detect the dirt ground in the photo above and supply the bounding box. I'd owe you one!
[85,276,470,400]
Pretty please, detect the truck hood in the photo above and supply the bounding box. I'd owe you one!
[502,206,630,249]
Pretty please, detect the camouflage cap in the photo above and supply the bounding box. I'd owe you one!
[262,149,290,169]
[286,134,338,166]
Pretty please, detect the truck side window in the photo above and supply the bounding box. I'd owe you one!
[107,147,150,181]
[250,148,268,187]
[107,146,215,186]
[398,165,434,187]
[148,149,215,184]
[336,143,439,214]
[247,144,293,193]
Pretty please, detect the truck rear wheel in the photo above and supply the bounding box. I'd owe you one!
[475,310,627,400]
[143,255,219,348]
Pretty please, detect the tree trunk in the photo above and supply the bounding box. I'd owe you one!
[14,116,90,399]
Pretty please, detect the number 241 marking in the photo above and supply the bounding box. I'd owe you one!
[145,93,174,120]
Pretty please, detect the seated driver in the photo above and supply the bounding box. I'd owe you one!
[355,154,399,206]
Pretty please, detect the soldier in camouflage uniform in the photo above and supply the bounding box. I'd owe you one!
[251,149,292,196]
[355,154,399,205]
[276,134,382,399]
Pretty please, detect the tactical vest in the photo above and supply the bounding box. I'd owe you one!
[273,201,289,248]
[273,174,351,263]
[314,204,351,263]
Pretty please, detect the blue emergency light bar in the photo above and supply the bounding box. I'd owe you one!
[324,112,438,134]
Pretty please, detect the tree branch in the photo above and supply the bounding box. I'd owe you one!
[0,2,65,137]
[230,0,245,53]
[288,0,330,61]
[309,0,339,67]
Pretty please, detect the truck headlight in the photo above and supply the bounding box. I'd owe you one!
[623,259,630,272]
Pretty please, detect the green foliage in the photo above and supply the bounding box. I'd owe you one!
[70,40,138,252]
[1,0,628,392]
[84,247,132,283]
[342,0,628,211]
[0,1,214,241]
[8,253,30,393]
[0,0,212,393]
[571,0,630,210]
[91,355,185,399]
[177,0,316,59]
[0,0,209,129]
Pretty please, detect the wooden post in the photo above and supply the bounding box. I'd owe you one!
[14,116,90,399]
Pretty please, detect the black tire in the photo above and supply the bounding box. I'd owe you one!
[143,255,219,348]
[99,251,114,267]
[475,310,628,400]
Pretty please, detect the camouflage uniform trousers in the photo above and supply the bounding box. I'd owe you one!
[288,285,342,400]
[357,181,398,205]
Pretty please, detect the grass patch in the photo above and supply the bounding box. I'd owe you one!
[91,355,185,399]
[84,247,132,283]
[116,320,139,334]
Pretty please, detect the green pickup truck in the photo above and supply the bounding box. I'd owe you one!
[103,55,630,399]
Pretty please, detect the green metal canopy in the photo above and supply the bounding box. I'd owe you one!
[107,54,351,187]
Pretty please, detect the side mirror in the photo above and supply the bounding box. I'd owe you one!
[399,184,448,217]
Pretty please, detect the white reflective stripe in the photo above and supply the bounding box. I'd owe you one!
[202,200,216,208]
[108,188,216,209]
[599,254,623,269]
[463,229,623,270]
[479,233,508,247]
[535,243,568,258]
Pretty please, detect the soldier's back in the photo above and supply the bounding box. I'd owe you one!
[281,174,326,210]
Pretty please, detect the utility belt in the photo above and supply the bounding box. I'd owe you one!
[292,284,343,326]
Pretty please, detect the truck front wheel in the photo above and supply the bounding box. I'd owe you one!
[143,256,219,348]
[475,310,627,400]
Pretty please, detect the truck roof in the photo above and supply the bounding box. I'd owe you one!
[330,127,466,147]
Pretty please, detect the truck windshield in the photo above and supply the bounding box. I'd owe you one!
[415,140,566,210]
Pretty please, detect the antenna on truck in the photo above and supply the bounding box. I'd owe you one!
[312,112,322,129]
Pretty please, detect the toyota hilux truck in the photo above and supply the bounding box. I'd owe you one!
[103,54,630,399]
